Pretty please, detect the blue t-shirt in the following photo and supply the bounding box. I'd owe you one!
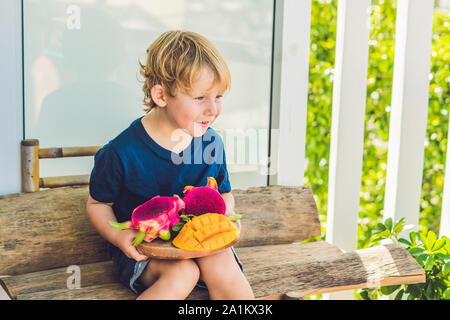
[89,116,231,223]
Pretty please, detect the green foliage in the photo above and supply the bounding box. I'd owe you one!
[304,0,449,299]
[305,0,450,249]
[356,217,450,300]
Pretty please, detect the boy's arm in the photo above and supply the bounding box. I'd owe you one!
[221,192,241,230]
[86,195,148,261]
[221,192,235,216]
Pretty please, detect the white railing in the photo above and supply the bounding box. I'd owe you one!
[271,0,440,298]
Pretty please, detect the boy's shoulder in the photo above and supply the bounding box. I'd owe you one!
[203,127,225,145]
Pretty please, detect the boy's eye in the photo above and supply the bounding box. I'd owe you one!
[216,95,223,99]
[194,96,204,101]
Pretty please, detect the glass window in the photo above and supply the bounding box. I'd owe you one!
[23,0,274,189]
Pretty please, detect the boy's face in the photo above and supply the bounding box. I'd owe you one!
[164,67,223,138]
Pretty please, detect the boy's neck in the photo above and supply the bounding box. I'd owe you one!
[142,108,193,154]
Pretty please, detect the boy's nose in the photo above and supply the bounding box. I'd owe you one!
[205,100,219,116]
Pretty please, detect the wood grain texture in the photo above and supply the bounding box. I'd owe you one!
[0,185,320,276]
[231,185,321,247]
[0,186,109,276]
[0,241,424,300]
[39,174,90,188]
[21,140,39,193]
[38,146,101,159]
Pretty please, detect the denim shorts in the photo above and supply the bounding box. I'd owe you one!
[107,243,244,295]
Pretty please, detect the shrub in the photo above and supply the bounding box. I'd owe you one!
[357,217,450,300]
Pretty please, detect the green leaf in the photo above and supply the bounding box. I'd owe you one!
[443,261,450,276]
[444,288,450,300]
[416,253,429,266]
[380,285,400,295]
[407,284,422,298]
[418,232,428,248]
[385,218,393,232]
[393,218,405,234]
[374,223,386,233]
[435,252,450,260]
[409,232,417,245]
[398,238,412,246]
[426,231,437,251]
[373,229,391,240]
[425,282,434,299]
[359,290,370,300]
[424,255,435,271]
[409,247,426,256]
[431,238,446,252]
[394,288,404,300]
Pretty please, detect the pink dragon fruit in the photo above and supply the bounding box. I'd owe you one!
[109,195,184,246]
[182,177,226,216]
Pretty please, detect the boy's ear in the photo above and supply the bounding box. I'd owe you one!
[150,84,167,107]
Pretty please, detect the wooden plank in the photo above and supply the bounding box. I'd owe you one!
[39,174,90,188]
[383,0,434,236]
[0,261,118,300]
[38,146,101,159]
[242,243,424,298]
[231,185,321,247]
[0,186,109,276]
[0,242,424,300]
[325,0,371,253]
[21,139,39,193]
[269,0,312,186]
[0,185,321,276]
[15,283,136,300]
[0,241,341,300]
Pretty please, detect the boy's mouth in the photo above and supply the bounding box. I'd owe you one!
[196,121,210,127]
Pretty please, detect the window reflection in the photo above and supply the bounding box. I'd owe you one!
[24,0,273,188]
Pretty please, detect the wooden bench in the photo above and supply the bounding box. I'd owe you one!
[0,140,425,300]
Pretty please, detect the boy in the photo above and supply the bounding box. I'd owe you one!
[86,30,255,300]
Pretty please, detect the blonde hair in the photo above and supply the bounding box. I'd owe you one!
[138,30,231,113]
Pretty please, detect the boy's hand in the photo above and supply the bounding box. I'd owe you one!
[226,210,241,230]
[114,229,149,261]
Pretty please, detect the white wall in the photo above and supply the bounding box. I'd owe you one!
[0,0,23,196]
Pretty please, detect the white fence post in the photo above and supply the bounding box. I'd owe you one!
[324,0,371,300]
[269,0,311,186]
[383,0,434,236]
[325,0,371,251]
[439,116,450,237]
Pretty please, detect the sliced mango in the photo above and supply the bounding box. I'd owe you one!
[172,213,239,251]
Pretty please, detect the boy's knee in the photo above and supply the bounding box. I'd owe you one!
[166,259,200,283]
[198,251,241,284]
